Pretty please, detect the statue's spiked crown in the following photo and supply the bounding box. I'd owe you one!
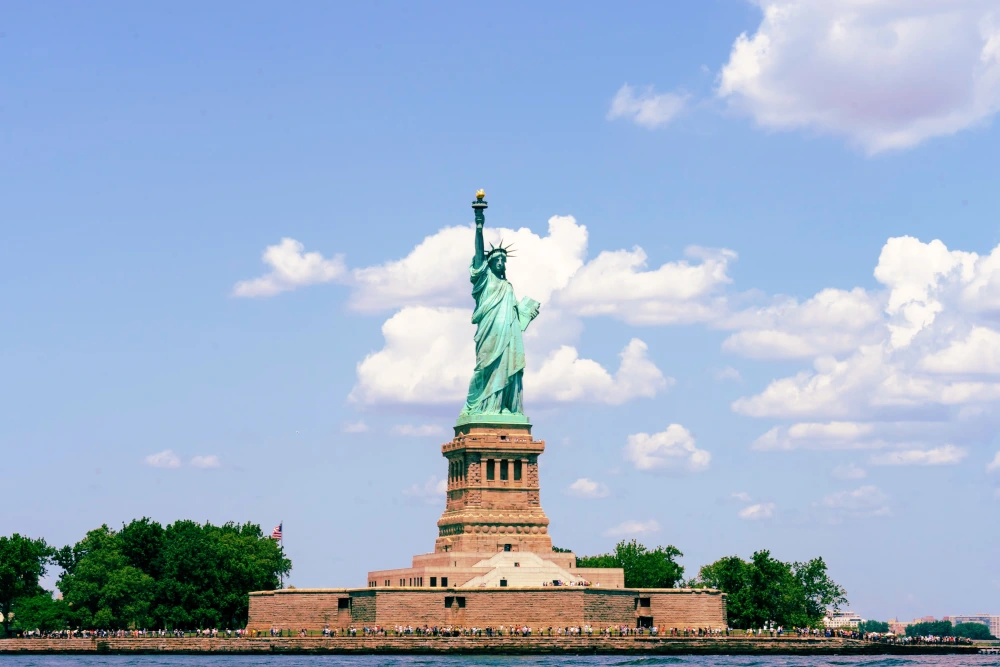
[486,239,515,262]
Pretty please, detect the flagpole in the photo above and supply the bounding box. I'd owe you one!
[279,520,284,589]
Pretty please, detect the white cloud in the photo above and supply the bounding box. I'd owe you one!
[869,445,967,466]
[607,84,689,128]
[832,463,867,481]
[350,216,588,313]
[738,502,775,520]
[342,420,369,433]
[526,339,670,405]
[715,366,743,382]
[144,450,180,469]
[921,327,1000,374]
[232,238,346,297]
[752,421,877,451]
[603,519,661,538]
[717,0,1000,153]
[402,476,448,504]
[350,307,670,408]
[731,491,752,503]
[733,236,1000,464]
[190,455,221,469]
[567,478,610,499]
[722,288,883,359]
[988,451,1000,472]
[822,485,891,517]
[350,307,473,406]
[624,424,711,472]
[555,246,736,326]
[391,424,447,437]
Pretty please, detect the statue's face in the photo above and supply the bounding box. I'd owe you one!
[489,253,506,278]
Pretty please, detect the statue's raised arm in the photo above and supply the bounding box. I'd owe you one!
[472,189,486,269]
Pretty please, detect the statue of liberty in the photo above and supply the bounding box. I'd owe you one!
[459,190,540,422]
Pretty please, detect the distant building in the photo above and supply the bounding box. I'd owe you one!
[950,614,1000,638]
[824,610,863,628]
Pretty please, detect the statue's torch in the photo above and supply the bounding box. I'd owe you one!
[472,189,487,227]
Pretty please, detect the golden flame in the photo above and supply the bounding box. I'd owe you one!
[475,189,486,200]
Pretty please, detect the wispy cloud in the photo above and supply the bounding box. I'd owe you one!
[832,463,867,480]
[391,424,446,437]
[603,519,660,538]
[145,450,180,469]
[402,476,447,504]
[738,502,775,520]
[343,420,370,434]
[567,478,610,499]
[869,445,966,466]
[607,84,689,129]
[190,455,221,469]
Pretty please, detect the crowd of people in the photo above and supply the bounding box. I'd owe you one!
[6,624,979,645]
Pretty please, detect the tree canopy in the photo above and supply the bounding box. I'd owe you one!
[690,550,847,629]
[0,534,55,636]
[906,620,996,639]
[858,619,889,634]
[576,540,685,588]
[54,518,289,630]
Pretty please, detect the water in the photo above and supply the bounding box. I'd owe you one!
[2,657,998,667]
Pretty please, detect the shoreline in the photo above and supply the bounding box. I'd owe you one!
[0,636,979,655]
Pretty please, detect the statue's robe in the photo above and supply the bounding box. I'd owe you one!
[461,258,526,416]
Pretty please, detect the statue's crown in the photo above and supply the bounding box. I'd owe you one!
[486,239,515,261]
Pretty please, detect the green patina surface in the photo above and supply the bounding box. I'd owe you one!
[459,192,540,425]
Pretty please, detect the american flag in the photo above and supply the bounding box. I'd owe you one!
[270,523,282,541]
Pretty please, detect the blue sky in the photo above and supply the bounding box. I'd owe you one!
[3,1,1000,622]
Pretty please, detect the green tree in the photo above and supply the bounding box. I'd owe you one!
[577,540,685,588]
[57,518,290,630]
[906,620,953,637]
[12,594,70,633]
[691,550,847,629]
[858,620,890,633]
[0,534,55,636]
[56,525,156,629]
[953,622,995,640]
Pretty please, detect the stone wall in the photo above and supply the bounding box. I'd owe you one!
[247,587,726,631]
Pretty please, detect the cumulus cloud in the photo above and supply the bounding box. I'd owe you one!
[717,0,1000,153]
[832,463,867,481]
[342,420,370,433]
[190,455,221,469]
[232,238,346,297]
[526,339,671,405]
[738,502,775,520]
[350,308,670,408]
[624,424,711,472]
[555,246,736,326]
[144,450,180,469]
[567,478,611,499]
[603,519,661,538]
[869,445,967,466]
[607,83,689,128]
[391,424,447,437]
[402,476,448,504]
[988,451,1000,472]
[350,216,588,313]
[821,485,891,518]
[733,235,1000,460]
[752,421,879,451]
[723,288,883,359]
[731,491,752,503]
